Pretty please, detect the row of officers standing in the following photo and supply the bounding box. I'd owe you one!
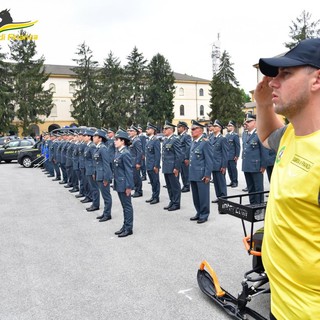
[39,113,275,234]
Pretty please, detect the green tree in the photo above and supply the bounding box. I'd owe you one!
[209,50,245,126]
[124,46,148,125]
[144,53,175,128]
[0,47,15,135]
[71,42,100,127]
[98,51,127,129]
[285,10,320,49]
[9,30,53,135]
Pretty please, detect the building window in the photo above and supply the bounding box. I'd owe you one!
[179,87,184,96]
[199,88,204,96]
[180,105,185,116]
[69,81,76,93]
[200,105,204,116]
[50,104,57,117]
[49,83,56,93]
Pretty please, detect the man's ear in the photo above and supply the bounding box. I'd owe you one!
[311,69,320,92]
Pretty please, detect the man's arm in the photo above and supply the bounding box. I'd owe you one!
[255,76,284,147]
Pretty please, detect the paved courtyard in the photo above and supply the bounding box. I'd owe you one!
[0,161,270,320]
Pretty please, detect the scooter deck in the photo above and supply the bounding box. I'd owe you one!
[197,269,267,320]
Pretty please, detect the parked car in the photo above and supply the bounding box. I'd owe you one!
[17,141,43,168]
[0,135,19,146]
[0,139,35,163]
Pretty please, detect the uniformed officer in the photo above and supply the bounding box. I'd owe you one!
[162,120,183,211]
[208,119,229,203]
[137,125,147,181]
[177,121,191,193]
[128,125,143,198]
[51,133,61,180]
[93,129,113,222]
[145,122,161,204]
[225,120,240,188]
[64,131,75,189]
[58,131,68,184]
[242,113,268,204]
[106,128,116,177]
[70,132,80,193]
[113,130,134,237]
[189,120,213,223]
[76,129,87,198]
[82,129,100,210]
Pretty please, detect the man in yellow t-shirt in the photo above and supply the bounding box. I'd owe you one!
[254,38,320,320]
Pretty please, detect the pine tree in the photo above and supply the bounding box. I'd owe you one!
[209,50,245,126]
[71,42,100,127]
[98,51,127,129]
[144,53,175,128]
[124,46,148,125]
[0,47,15,135]
[9,30,53,135]
[285,10,320,49]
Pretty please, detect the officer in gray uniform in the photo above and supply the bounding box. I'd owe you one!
[52,133,61,181]
[162,120,183,211]
[106,128,116,177]
[208,119,229,203]
[225,120,240,187]
[128,125,143,198]
[76,129,87,198]
[113,130,134,237]
[177,121,191,192]
[58,131,68,184]
[189,120,213,223]
[93,129,113,222]
[242,113,268,204]
[138,125,147,181]
[145,122,161,204]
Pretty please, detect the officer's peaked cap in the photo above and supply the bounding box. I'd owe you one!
[115,130,130,141]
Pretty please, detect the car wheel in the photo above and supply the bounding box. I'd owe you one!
[22,156,32,168]
[5,160,12,163]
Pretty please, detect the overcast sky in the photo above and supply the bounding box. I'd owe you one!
[1,0,319,93]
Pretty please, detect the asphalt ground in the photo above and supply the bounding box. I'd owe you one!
[0,161,270,320]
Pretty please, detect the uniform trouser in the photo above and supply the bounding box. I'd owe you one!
[87,174,100,207]
[53,161,61,178]
[66,165,73,185]
[79,168,86,194]
[227,160,238,184]
[60,163,67,182]
[180,161,190,189]
[117,191,133,231]
[47,160,54,175]
[244,172,264,204]
[97,181,112,218]
[147,169,160,200]
[164,173,181,207]
[73,169,80,189]
[141,158,146,177]
[190,180,210,220]
[212,171,227,198]
[133,167,142,195]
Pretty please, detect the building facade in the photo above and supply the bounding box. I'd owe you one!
[19,65,211,135]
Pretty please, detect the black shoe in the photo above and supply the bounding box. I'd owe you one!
[242,187,248,192]
[145,198,153,203]
[96,215,104,219]
[118,230,133,237]
[227,183,233,187]
[99,216,112,222]
[64,184,73,188]
[150,199,159,204]
[163,185,167,188]
[197,218,208,224]
[115,227,125,235]
[47,175,54,177]
[86,206,99,212]
[59,180,67,184]
[52,177,61,181]
[211,199,219,204]
[69,188,79,193]
[190,215,199,221]
[81,198,92,203]
[141,176,147,181]
[132,193,142,198]
[163,204,172,210]
[168,206,180,211]
[181,187,190,193]
[75,194,85,198]
[231,183,238,188]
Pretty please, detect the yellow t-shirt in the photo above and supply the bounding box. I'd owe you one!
[262,123,320,320]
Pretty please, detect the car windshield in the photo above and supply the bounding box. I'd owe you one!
[7,140,20,147]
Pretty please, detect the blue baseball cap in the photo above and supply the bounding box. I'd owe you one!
[259,38,320,77]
